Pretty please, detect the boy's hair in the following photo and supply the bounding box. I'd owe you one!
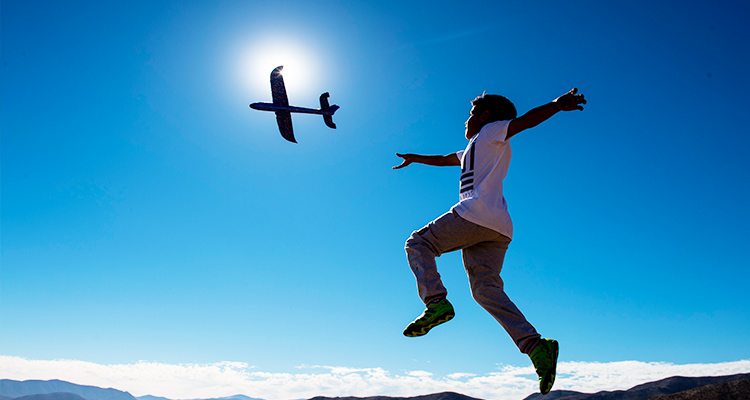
[472,93,517,122]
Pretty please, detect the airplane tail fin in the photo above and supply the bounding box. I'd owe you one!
[319,92,339,129]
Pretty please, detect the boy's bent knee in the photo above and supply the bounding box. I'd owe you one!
[405,230,440,257]
[405,228,426,248]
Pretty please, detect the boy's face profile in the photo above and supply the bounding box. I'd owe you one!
[465,106,489,139]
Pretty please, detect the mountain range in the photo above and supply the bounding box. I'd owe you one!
[521,373,750,400]
[1,373,749,400]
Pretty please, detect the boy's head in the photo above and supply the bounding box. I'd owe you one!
[465,93,517,139]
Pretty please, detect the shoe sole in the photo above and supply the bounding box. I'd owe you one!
[403,312,455,337]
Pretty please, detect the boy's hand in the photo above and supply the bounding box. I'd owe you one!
[393,153,415,169]
[393,153,460,168]
[554,88,586,111]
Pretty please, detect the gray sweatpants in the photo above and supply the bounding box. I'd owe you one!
[405,210,541,354]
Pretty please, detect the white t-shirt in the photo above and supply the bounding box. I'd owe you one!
[451,120,513,239]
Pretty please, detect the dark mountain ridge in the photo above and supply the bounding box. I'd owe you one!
[2,373,749,400]
[308,392,482,400]
[649,377,750,399]
[522,372,750,400]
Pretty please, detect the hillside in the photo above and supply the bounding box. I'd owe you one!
[522,372,750,400]
[3,373,750,400]
[0,380,136,400]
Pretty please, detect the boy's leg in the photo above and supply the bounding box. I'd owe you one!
[462,237,541,354]
[405,211,496,303]
[403,211,499,337]
[464,238,559,394]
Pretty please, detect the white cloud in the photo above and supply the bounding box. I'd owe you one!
[1,356,748,400]
[446,373,476,380]
[406,371,432,378]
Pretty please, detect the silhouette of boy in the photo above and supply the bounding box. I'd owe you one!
[393,88,586,395]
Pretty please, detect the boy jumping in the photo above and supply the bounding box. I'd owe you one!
[393,88,586,395]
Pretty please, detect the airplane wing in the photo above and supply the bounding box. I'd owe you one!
[270,66,295,142]
[275,111,296,143]
[270,66,289,107]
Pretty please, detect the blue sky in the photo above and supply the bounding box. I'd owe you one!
[2,0,749,399]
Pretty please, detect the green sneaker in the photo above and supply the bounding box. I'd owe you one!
[529,338,559,395]
[403,298,455,337]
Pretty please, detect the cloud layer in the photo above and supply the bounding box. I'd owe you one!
[1,356,749,400]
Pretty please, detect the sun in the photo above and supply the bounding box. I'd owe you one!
[240,38,319,100]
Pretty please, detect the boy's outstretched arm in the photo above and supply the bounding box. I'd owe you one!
[507,88,586,139]
[393,153,461,169]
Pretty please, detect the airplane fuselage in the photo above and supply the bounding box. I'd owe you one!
[250,102,335,115]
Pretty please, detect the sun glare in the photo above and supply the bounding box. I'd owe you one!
[240,38,319,101]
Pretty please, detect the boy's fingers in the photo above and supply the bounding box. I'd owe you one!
[393,158,409,169]
[577,95,586,109]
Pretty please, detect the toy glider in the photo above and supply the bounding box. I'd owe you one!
[250,66,339,143]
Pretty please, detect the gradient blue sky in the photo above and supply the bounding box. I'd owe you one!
[2,0,749,398]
